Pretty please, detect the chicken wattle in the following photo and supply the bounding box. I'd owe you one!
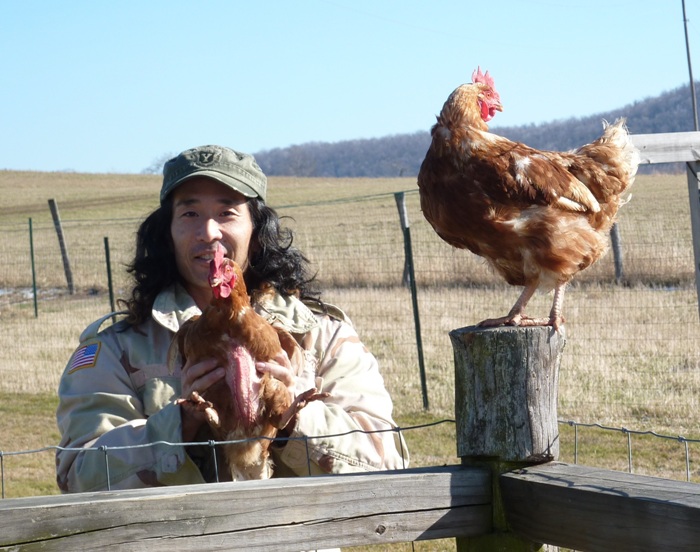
[169,244,328,480]
[225,342,260,431]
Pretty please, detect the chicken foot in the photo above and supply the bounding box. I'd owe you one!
[177,385,330,434]
[478,282,565,331]
[176,391,221,428]
[274,387,331,430]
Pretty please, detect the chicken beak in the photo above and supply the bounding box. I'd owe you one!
[489,104,502,119]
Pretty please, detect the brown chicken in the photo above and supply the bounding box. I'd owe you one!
[418,67,640,330]
[172,244,326,480]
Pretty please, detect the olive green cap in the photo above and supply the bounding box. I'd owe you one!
[161,145,267,204]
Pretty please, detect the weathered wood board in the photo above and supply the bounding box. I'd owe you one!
[501,462,700,551]
[0,465,490,551]
[451,325,565,462]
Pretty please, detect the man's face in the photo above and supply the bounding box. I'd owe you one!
[170,177,254,307]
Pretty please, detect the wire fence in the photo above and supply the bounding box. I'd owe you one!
[0,423,416,498]
[1,172,699,495]
[561,419,700,482]
[3,418,700,500]
[2,179,698,419]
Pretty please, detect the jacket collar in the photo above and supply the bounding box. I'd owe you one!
[151,283,201,333]
[152,283,319,335]
[254,291,319,334]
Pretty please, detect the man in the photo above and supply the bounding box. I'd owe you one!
[56,145,408,492]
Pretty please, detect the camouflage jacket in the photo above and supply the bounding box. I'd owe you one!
[56,284,408,492]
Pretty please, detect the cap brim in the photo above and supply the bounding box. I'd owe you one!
[163,170,258,201]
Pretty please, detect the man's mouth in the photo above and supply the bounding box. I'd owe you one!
[196,249,222,262]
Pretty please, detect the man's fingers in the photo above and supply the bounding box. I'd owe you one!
[256,360,294,386]
[182,358,225,396]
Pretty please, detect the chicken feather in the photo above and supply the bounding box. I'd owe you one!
[170,244,327,480]
[418,68,640,330]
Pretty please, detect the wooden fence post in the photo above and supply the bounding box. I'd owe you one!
[450,325,566,551]
[48,198,75,295]
[610,222,624,284]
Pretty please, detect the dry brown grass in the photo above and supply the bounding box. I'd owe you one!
[0,170,699,509]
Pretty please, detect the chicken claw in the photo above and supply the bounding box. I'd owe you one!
[275,387,330,430]
[176,391,221,428]
[478,314,565,332]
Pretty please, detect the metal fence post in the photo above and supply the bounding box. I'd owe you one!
[687,161,700,321]
[394,192,429,410]
[104,237,116,315]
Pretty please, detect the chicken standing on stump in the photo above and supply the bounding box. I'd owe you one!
[171,244,327,480]
[418,67,640,330]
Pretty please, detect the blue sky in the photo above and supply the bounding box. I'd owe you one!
[1,0,697,174]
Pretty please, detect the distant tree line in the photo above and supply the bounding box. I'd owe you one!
[253,83,699,177]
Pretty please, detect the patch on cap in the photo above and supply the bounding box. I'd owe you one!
[194,149,221,166]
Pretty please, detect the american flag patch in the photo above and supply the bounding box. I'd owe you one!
[68,343,101,373]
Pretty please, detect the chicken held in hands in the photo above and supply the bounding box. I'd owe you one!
[171,244,327,480]
[418,67,640,330]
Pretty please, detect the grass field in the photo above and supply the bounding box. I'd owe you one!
[1,169,699,550]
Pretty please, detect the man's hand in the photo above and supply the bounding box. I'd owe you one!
[256,350,329,432]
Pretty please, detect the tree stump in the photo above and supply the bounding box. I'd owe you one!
[451,325,565,462]
[450,325,566,552]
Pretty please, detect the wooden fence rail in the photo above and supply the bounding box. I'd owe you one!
[502,462,700,551]
[1,131,700,551]
[632,130,700,164]
[3,461,700,551]
[0,466,491,551]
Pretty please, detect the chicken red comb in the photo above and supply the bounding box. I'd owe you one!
[209,245,235,299]
[472,66,495,88]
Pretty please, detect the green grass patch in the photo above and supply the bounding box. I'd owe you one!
[0,392,60,498]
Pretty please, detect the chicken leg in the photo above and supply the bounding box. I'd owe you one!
[478,282,565,331]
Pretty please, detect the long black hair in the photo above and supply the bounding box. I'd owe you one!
[120,197,319,326]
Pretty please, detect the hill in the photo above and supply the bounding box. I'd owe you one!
[254,83,699,177]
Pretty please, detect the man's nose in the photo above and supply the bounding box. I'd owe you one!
[199,218,223,241]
